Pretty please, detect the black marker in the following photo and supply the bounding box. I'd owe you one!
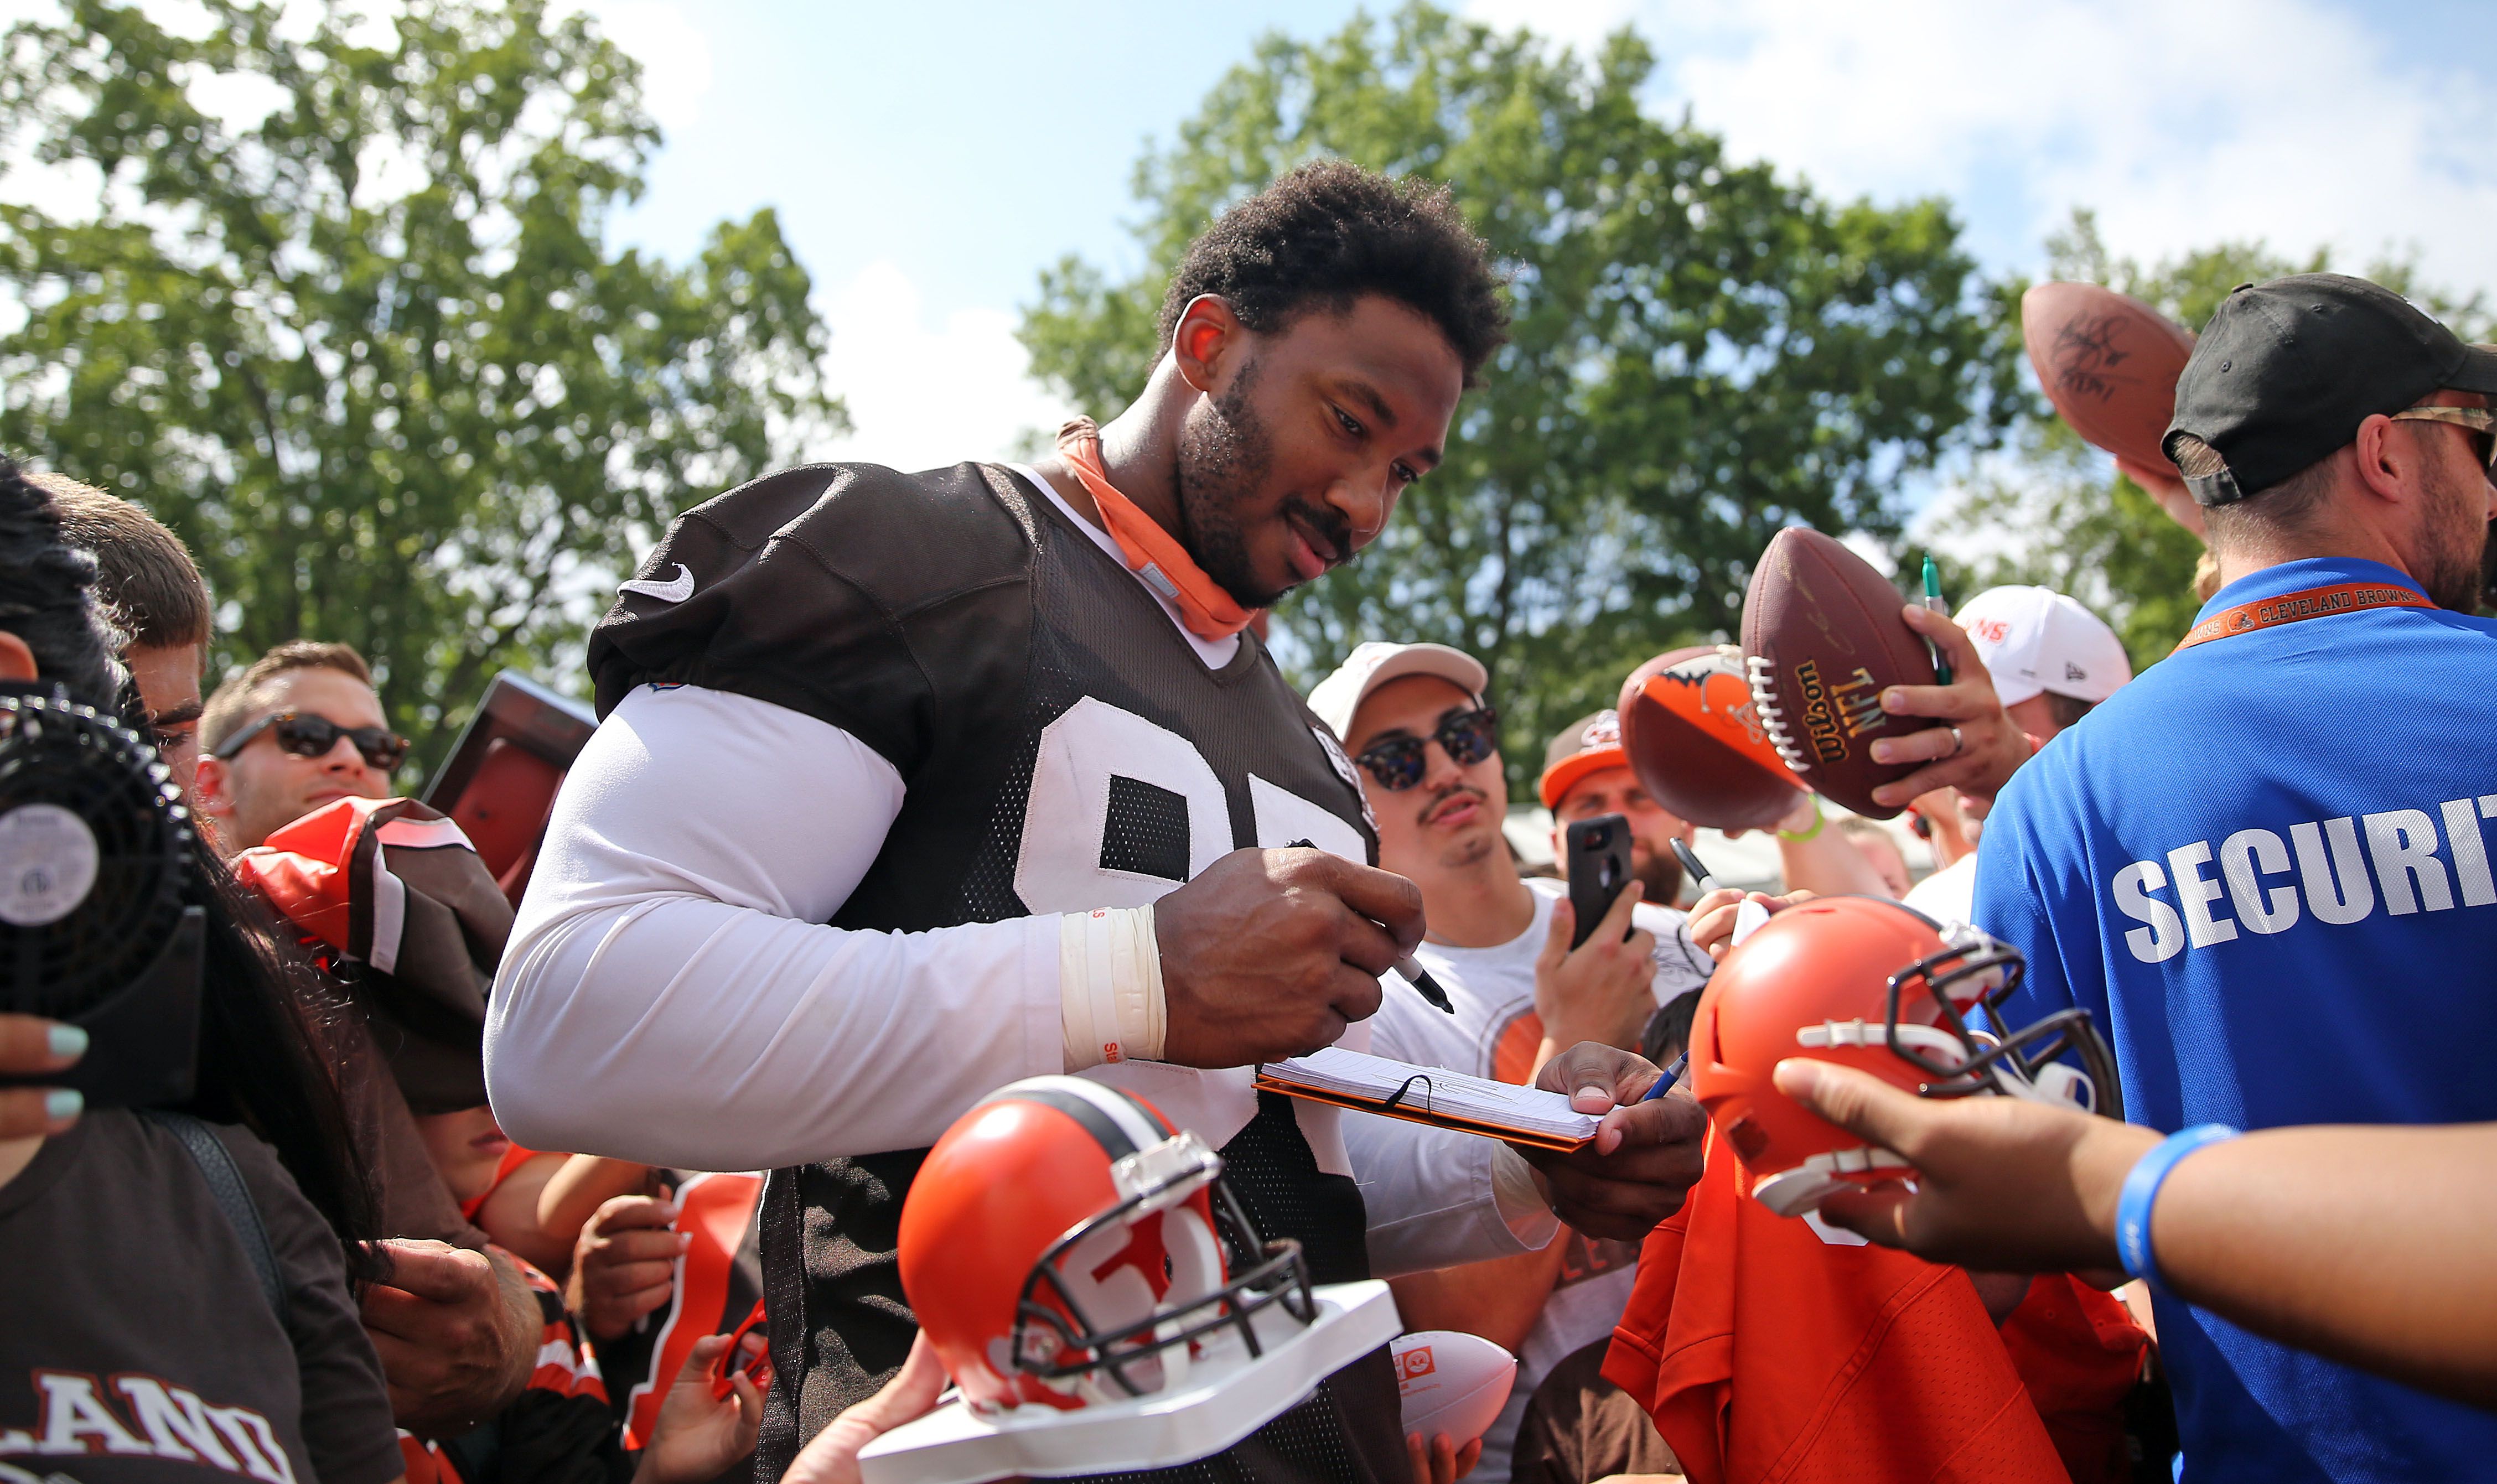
[1671,838,1721,897]
[1394,956,1458,1015]
[1675,835,1774,948]
[1288,839,1455,1014]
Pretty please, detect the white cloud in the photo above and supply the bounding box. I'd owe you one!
[812,259,1078,471]
[1465,0,2497,299]
[570,0,713,134]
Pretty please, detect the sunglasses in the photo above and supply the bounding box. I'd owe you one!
[709,1300,773,1400]
[2389,405,2497,475]
[212,710,411,772]
[1353,705,1498,791]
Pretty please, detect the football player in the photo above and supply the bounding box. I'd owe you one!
[488,160,1709,1483]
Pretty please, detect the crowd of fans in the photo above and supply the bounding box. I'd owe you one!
[3,157,2491,1484]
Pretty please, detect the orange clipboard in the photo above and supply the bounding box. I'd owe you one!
[1251,1067,1596,1153]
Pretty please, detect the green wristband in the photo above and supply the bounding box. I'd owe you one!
[1775,794,1825,842]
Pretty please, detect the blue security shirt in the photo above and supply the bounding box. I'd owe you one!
[1976,556,2497,1484]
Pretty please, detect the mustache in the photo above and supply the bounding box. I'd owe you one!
[1281,495,1355,568]
[1420,782,1486,824]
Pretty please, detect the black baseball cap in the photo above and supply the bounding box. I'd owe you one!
[2163,274,2497,507]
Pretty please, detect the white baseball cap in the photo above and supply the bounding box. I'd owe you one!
[1307,641,1488,740]
[1954,586,2132,708]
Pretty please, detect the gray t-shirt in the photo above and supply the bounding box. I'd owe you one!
[0,1110,401,1484]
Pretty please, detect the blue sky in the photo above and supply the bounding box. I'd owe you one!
[581,0,2497,470]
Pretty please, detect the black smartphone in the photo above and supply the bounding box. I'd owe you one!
[1564,812,1635,949]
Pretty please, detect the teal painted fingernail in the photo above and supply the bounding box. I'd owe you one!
[44,1088,82,1122]
[47,1024,89,1062]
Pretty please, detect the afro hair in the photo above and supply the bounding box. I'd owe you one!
[1158,159,1507,384]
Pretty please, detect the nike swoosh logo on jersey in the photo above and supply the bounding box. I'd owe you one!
[619,564,695,603]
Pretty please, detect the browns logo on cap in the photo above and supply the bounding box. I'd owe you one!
[1538,708,1626,810]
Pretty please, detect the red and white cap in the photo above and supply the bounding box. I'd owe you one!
[1307,641,1488,740]
[1953,586,2131,708]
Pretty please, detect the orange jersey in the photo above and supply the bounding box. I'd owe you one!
[1602,1130,2144,1484]
[457,1140,544,1223]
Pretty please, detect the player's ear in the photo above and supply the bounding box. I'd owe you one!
[1169,295,1244,395]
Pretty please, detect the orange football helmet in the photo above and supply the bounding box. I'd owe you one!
[1689,894,2120,1216]
[898,1076,1315,1415]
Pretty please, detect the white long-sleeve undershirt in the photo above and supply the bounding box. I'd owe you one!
[485,684,1068,1168]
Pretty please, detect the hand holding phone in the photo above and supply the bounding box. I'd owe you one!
[1564,813,1637,950]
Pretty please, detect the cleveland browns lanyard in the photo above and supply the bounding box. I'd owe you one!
[2172,580,2433,652]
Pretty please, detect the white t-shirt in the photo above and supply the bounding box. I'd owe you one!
[1349,877,1712,1484]
[1903,852,1977,927]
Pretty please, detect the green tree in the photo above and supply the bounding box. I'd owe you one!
[1937,210,2491,668]
[0,0,845,774]
[1019,4,2019,791]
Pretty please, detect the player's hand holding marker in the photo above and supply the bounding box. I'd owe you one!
[1154,844,1427,1066]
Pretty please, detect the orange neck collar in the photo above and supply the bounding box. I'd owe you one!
[1053,417,1256,642]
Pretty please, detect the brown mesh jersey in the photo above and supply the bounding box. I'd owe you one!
[588,462,1398,1484]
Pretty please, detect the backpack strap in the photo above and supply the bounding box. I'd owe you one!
[144,1109,286,1319]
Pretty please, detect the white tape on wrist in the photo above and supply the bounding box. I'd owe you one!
[1059,906,1168,1071]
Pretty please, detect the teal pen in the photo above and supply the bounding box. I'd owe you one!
[1921,553,1953,686]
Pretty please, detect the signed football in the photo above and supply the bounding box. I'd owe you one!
[2021,281,2196,474]
[1392,1331,1515,1447]
[1617,645,1808,831]
[1739,528,1934,821]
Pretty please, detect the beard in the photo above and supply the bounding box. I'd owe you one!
[2480,512,2497,616]
[1632,848,1685,907]
[1174,357,1348,609]
[2417,461,2492,613]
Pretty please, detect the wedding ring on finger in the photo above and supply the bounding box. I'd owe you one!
[1946,725,1965,759]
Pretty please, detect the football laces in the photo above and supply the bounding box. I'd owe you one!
[1744,653,1815,774]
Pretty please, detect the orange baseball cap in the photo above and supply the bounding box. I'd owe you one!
[1538,709,1628,810]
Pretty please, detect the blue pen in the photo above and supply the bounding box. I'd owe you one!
[1643,1052,1688,1101]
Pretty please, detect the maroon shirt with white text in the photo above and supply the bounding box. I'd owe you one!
[0,1111,400,1484]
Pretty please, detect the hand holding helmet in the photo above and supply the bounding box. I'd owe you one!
[1686,894,2121,1218]
[1768,1058,2158,1272]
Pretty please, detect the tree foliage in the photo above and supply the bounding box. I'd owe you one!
[0,0,845,774]
[1934,210,2493,669]
[1019,4,2019,790]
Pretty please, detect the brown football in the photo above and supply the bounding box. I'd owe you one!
[2021,281,2196,474]
[1739,527,1935,821]
[1617,645,1807,831]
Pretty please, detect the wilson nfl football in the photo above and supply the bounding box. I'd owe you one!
[1739,527,1935,820]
